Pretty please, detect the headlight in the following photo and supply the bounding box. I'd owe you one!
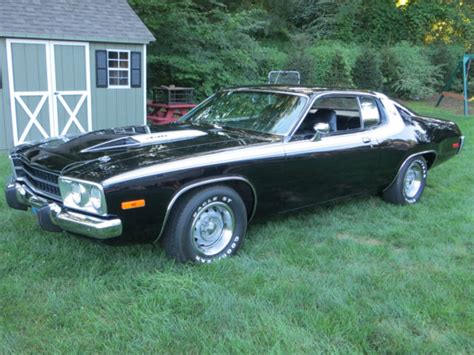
[59,177,107,216]
[90,186,102,210]
[71,182,86,205]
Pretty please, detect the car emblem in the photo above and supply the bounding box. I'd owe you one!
[98,156,111,163]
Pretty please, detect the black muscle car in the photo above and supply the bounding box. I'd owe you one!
[5,86,464,263]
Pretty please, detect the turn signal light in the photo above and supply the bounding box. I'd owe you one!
[121,199,146,210]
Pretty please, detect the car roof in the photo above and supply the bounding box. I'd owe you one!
[224,85,386,98]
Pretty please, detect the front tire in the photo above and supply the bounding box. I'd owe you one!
[160,185,248,263]
[383,156,428,205]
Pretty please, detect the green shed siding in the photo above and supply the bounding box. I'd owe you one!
[53,43,90,136]
[89,42,145,130]
[54,44,87,92]
[11,42,49,91]
[0,40,147,150]
[9,41,53,144]
[0,38,13,149]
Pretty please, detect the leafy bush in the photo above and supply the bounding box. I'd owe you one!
[381,42,442,100]
[305,42,361,87]
[130,0,473,101]
[352,50,383,91]
[427,44,465,92]
[326,52,353,87]
[131,0,286,99]
[285,34,316,84]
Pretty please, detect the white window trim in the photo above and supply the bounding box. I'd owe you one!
[107,49,131,89]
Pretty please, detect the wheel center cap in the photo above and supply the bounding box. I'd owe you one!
[199,215,223,241]
[206,220,216,232]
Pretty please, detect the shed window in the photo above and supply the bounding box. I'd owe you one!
[108,50,130,87]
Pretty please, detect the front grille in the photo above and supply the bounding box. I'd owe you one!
[12,158,61,198]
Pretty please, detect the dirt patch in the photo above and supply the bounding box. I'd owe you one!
[401,95,470,116]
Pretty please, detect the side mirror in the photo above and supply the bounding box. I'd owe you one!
[312,122,330,141]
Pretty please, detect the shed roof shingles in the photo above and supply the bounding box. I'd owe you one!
[0,0,155,43]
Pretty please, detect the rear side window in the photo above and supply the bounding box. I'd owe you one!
[359,97,381,128]
[395,105,413,123]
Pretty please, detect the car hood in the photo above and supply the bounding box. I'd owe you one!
[12,123,279,183]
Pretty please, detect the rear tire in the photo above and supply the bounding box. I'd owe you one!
[160,185,247,263]
[383,156,428,205]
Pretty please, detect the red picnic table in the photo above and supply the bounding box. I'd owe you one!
[147,85,197,125]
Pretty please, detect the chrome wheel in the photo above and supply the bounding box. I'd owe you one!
[191,201,235,256]
[403,162,423,199]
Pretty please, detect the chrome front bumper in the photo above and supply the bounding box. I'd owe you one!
[6,181,122,240]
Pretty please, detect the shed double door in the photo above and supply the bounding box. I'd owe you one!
[6,39,92,145]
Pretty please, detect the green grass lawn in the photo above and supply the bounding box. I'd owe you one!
[1,103,473,353]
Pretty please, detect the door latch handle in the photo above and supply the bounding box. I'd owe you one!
[362,137,371,144]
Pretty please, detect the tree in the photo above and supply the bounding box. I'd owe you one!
[326,52,352,87]
[129,0,283,99]
[352,50,383,91]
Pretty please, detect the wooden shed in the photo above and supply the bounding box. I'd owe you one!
[0,0,155,149]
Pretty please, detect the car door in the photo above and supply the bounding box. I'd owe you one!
[282,94,383,211]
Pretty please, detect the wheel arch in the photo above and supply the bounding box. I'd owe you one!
[422,151,437,169]
[154,176,257,243]
[383,150,437,192]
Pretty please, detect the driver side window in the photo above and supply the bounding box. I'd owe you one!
[294,96,361,139]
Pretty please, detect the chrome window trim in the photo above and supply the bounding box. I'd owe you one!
[287,91,389,142]
[221,88,310,99]
[153,176,257,243]
[179,93,216,122]
[383,150,437,192]
[182,89,311,137]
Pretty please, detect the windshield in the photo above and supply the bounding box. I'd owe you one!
[182,91,308,136]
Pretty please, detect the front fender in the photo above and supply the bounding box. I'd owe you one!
[104,173,257,243]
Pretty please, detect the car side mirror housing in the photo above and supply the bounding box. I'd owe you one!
[312,122,330,141]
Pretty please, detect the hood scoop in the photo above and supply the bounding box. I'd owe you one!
[81,130,208,153]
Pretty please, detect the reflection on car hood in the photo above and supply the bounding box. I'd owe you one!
[11,123,279,183]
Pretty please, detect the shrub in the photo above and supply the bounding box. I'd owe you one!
[382,42,442,100]
[326,52,353,87]
[286,34,316,84]
[305,41,361,87]
[352,50,383,91]
[427,44,465,92]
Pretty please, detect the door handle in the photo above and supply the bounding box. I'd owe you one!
[362,137,371,144]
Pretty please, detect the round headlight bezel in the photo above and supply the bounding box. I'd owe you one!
[89,186,102,210]
[71,182,86,206]
[59,177,107,216]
